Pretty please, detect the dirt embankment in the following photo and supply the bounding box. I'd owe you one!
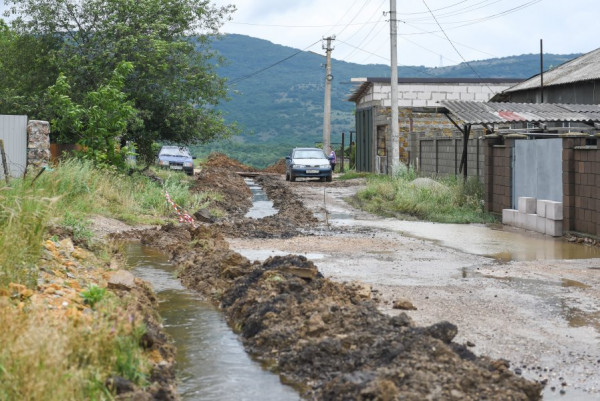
[134,155,543,400]
[138,223,541,400]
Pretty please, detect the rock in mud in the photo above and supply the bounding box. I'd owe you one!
[392,297,416,310]
[107,270,136,291]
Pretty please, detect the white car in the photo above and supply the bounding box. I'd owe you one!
[285,147,332,182]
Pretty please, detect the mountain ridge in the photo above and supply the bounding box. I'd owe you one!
[193,34,580,167]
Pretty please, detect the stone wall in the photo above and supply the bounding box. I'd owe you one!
[27,120,51,171]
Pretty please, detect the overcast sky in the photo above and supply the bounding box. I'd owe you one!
[212,0,600,67]
[1,0,598,68]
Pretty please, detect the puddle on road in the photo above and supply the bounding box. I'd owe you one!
[244,178,278,219]
[126,243,299,401]
[332,216,600,262]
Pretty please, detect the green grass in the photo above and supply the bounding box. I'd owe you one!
[0,158,210,288]
[336,170,372,180]
[355,170,497,224]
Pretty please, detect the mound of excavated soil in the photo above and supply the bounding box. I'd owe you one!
[204,152,257,172]
[191,165,252,217]
[189,154,318,238]
[262,158,286,174]
[138,225,542,400]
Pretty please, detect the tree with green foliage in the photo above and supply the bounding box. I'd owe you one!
[46,62,141,169]
[3,0,235,163]
[0,19,60,115]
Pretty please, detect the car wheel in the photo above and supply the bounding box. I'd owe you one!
[290,173,296,182]
[285,171,290,181]
[326,174,332,182]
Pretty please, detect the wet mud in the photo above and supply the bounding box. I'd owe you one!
[132,155,546,400]
[139,224,541,400]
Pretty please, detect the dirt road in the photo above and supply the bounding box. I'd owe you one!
[227,175,600,400]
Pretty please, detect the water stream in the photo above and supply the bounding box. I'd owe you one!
[126,243,299,401]
[244,178,278,219]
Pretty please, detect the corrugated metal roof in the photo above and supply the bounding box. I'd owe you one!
[505,47,600,92]
[438,100,600,124]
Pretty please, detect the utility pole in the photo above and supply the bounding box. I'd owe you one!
[389,0,400,176]
[323,36,335,154]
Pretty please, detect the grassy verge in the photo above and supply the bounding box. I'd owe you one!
[336,170,372,181]
[0,159,205,287]
[354,170,497,224]
[0,158,206,399]
[0,285,149,400]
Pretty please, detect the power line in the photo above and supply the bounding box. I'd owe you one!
[228,39,321,85]
[401,0,542,34]
[339,0,387,60]
[421,0,496,93]
[336,38,438,77]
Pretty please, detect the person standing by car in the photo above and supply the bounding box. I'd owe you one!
[329,149,336,172]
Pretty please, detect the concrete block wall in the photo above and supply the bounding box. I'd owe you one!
[503,196,564,237]
[562,136,600,236]
[374,83,513,108]
[410,136,485,182]
[484,135,514,215]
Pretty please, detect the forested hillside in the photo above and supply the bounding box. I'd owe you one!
[193,34,579,168]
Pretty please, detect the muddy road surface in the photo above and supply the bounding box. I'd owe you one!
[226,174,600,400]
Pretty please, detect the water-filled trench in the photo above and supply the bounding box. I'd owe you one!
[126,243,299,401]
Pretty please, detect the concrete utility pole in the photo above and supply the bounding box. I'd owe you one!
[323,36,335,154]
[389,0,400,176]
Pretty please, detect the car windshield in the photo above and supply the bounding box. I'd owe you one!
[160,147,190,157]
[294,150,325,159]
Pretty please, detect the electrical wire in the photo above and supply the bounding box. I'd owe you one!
[340,0,387,60]
[228,39,322,85]
[336,38,438,77]
[421,0,496,92]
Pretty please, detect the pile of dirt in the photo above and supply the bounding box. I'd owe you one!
[191,165,253,218]
[188,153,318,238]
[262,158,286,174]
[137,225,542,400]
[204,152,257,172]
[213,174,318,238]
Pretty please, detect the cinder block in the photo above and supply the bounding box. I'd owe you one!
[516,212,528,229]
[518,197,537,214]
[526,214,538,231]
[546,200,563,220]
[536,200,547,218]
[536,216,547,233]
[502,209,517,226]
[546,219,564,237]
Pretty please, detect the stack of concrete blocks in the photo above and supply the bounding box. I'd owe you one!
[502,197,563,237]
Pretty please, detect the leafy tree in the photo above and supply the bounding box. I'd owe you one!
[0,20,60,115]
[46,62,141,169]
[4,0,235,163]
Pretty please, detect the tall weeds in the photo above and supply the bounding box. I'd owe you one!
[0,158,198,287]
[356,171,496,224]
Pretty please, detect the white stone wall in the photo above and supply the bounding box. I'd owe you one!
[357,83,513,108]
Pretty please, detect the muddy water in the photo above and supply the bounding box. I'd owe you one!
[332,217,600,262]
[125,243,299,401]
[244,178,278,219]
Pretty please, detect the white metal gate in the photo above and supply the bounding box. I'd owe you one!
[512,138,562,208]
[0,115,28,179]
